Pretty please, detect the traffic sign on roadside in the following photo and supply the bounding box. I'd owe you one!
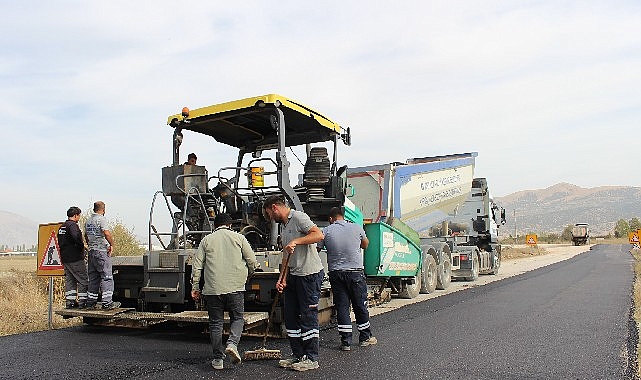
[37,223,64,277]
[526,234,538,246]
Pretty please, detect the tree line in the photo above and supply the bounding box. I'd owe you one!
[0,244,37,252]
[614,218,641,238]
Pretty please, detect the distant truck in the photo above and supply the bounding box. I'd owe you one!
[571,223,590,245]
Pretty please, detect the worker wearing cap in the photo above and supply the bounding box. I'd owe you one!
[191,213,258,370]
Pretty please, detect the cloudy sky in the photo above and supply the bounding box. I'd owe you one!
[1,1,639,237]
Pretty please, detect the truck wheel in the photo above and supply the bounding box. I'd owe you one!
[465,254,479,281]
[398,275,421,299]
[420,255,437,294]
[436,257,451,290]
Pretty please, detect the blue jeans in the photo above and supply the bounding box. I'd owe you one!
[283,270,323,362]
[329,270,372,346]
[204,292,245,360]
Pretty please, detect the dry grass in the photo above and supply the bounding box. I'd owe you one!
[501,244,550,259]
[0,255,37,272]
[0,256,81,336]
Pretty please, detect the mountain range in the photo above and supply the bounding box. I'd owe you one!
[495,183,641,237]
[1,183,640,246]
[0,211,39,249]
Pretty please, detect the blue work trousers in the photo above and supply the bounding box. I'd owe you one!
[204,292,245,360]
[328,270,372,346]
[87,249,113,306]
[283,270,324,362]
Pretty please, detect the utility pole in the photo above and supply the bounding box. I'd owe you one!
[513,209,517,245]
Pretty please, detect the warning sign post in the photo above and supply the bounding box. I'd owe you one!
[36,222,65,330]
[525,234,538,247]
[37,223,64,277]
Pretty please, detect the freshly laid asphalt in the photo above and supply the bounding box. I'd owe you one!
[0,244,635,380]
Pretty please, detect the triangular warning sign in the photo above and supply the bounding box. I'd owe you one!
[527,237,535,244]
[39,230,63,270]
[632,234,639,243]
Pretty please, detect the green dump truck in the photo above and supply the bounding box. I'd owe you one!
[348,156,506,299]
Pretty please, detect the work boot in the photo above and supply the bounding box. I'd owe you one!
[340,344,351,351]
[359,336,378,347]
[211,359,224,370]
[291,355,319,372]
[225,344,241,364]
[102,301,121,310]
[78,301,87,309]
[65,301,78,309]
[278,357,301,368]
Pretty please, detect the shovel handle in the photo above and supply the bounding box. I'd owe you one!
[262,252,291,346]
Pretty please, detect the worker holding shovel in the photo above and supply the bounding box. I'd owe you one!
[262,196,324,372]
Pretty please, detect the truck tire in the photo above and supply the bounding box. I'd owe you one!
[465,253,479,281]
[436,255,451,290]
[398,274,421,299]
[420,255,437,294]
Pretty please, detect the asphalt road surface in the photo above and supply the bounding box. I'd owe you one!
[0,244,635,380]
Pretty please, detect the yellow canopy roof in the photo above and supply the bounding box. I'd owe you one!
[167,94,342,151]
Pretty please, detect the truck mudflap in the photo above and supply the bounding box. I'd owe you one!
[55,308,272,336]
[451,247,497,280]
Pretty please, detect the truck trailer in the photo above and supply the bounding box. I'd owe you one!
[571,223,590,246]
[348,155,506,299]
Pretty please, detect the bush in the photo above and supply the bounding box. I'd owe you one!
[109,220,145,256]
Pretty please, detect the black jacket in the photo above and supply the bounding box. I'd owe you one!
[58,220,85,263]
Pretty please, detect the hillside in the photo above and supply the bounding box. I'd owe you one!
[495,183,641,236]
[0,211,39,248]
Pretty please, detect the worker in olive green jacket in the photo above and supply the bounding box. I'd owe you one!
[191,213,258,370]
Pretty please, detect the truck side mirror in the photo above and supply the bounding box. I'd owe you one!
[341,127,351,146]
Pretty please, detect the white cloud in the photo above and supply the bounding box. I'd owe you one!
[1,0,640,235]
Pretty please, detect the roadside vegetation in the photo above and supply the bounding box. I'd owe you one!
[501,244,549,259]
[615,218,641,238]
[630,248,641,377]
[0,220,143,336]
[0,257,78,336]
[78,211,145,256]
